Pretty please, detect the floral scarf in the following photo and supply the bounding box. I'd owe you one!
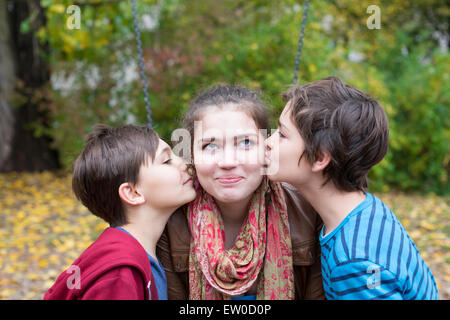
[187,176,294,300]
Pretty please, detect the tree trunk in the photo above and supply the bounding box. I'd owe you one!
[0,0,15,168]
[1,0,60,172]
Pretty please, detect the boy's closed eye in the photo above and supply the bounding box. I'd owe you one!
[278,130,286,138]
[277,119,289,138]
[156,146,173,164]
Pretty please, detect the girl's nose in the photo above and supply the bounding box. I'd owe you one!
[217,146,238,168]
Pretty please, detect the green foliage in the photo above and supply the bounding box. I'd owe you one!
[29,0,449,194]
[377,45,449,194]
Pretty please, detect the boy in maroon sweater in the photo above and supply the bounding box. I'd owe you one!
[44,124,196,300]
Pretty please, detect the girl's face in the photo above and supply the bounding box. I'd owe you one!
[264,102,311,186]
[193,108,265,205]
[137,139,196,211]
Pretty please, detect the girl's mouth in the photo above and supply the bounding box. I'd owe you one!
[216,176,243,184]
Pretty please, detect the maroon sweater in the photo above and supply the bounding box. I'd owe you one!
[44,227,158,300]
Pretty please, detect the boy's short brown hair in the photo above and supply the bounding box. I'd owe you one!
[72,124,159,227]
[282,76,389,192]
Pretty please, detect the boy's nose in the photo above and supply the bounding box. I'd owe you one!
[264,134,273,151]
[173,154,187,171]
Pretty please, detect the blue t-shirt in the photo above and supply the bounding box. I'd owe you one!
[115,227,168,300]
[320,193,438,300]
[147,253,168,300]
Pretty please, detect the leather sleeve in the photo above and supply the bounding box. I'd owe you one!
[156,208,190,300]
[302,241,326,299]
[281,182,326,300]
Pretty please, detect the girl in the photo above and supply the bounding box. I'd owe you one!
[157,85,324,300]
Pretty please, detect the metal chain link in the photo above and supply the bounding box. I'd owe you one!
[131,0,153,128]
[292,0,310,84]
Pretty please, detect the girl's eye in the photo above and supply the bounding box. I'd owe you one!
[202,143,218,151]
[278,131,286,138]
[239,138,253,148]
[163,159,172,164]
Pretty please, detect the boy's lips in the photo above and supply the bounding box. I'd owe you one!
[216,176,243,184]
[183,178,193,185]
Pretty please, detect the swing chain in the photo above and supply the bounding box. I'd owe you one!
[131,0,308,124]
[292,0,310,84]
[131,0,153,128]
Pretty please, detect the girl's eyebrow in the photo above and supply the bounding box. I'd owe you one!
[201,132,257,140]
[197,132,258,145]
[200,137,215,143]
[195,137,215,147]
[235,133,258,140]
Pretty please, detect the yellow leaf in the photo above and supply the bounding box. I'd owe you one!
[27,274,39,280]
[419,221,436,231]
[5,266,15,274]
[0,289,15,298]
[53,225,63,234]
[49,254,59,264]
[309,64,317,73]
[49,4,65,14]
[38,259,48,268]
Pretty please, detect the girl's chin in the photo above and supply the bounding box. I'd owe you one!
[213,190,251,204]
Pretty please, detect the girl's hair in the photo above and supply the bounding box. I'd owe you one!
[282,76,389,192]
[182,85,270,142]
[72,124,159,227]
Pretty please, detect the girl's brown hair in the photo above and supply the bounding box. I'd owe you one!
[183,85,270,144]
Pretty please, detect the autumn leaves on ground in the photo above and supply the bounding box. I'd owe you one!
[0,171,449,300]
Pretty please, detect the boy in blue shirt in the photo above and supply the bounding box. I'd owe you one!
[265,76,438,299]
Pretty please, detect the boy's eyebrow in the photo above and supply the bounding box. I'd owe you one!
[278,119,286,129]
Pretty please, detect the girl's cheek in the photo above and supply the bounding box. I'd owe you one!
[194,162,214,180]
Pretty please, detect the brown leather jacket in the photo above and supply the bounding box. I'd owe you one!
[156,182,325,300]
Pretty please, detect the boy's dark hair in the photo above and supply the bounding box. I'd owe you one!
[282,76,389,192]
[72,124,159,227]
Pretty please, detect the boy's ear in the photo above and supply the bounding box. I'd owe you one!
[311,150,331,173]
[118,182,145,206]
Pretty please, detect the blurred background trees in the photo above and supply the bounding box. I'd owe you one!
[2,0,449,194]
